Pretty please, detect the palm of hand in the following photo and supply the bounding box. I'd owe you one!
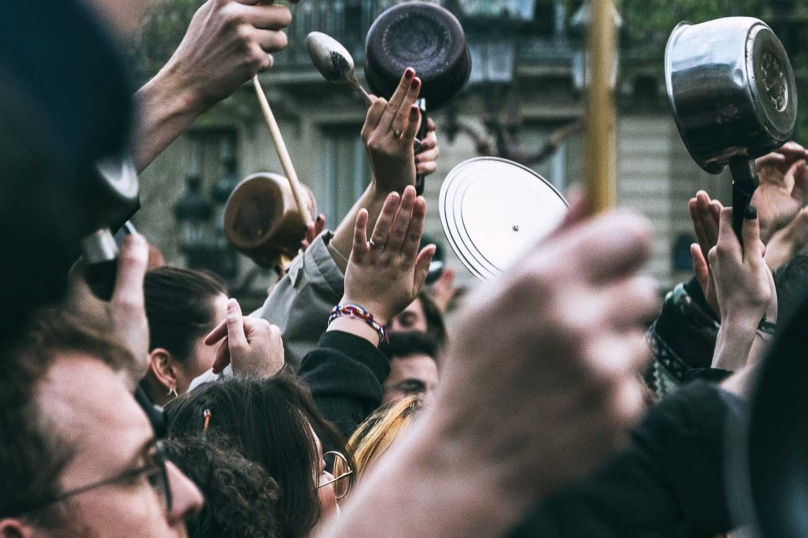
[753,148,808,241]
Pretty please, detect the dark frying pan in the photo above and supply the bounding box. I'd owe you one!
[366,1,471,194]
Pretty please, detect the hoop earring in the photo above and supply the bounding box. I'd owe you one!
[168,387,178,398]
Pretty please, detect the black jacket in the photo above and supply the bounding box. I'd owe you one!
[298,331,390,441]
[510,382,745,538]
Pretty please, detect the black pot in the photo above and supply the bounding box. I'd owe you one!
[365,1,471,111]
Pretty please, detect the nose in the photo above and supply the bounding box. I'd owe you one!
[165,461,204,526]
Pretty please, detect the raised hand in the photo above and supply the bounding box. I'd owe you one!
[135,0,298,171]
[205,299,285,378]
[764,205,808,270]
[166,0,296,109]
[63,234,151,392]
[341,186,435,326]
[415,118,440,177]
[329,201,661,538]
[688,190,723,315]
[437,198,659,499]
[709,207,777,370]
[361,69,422,194]
[752,142,808,243]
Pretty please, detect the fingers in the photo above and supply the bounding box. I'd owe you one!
[314,213,326,236]
[380,68,416,133]
[252,28,288,52]
[245,4,292,30]
[601,276,661,330]
[546,189,588,240]
[352,209,370,264]
[386,186,417,253]
[715,207,740,258]
[413,245,437,294]
[370,191,401,248]
[427,117,436,133]
[691,244,710,293]
[111,234,149,311]
[555,211,652,283]
[225,298,249,352]
[211,339,231,374]
[791,162,808,202]
[401,196,427,260]
[402,105,421,142]
[362,98,387,137]
[205,319,228,345]
[390,78,422,136]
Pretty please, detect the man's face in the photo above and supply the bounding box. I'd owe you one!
[382,354,439,407]
[389,299,428,334]
[37,353,202,538]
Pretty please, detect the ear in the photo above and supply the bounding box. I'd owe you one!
[0,519,31,538]
[148,348,178,393]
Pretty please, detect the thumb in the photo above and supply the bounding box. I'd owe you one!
[413,245,436,293]
[226,299,248,351]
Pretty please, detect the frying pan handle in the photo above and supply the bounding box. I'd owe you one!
[729,157,760,245]
[415,99,428,196]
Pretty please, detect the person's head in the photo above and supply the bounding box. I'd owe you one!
[0,309,203,538]
[165,374,352,538]
[163,436,282,538]
[389,292,447,347]
[334,397,421,494]
[383,332,440,406]
[143,267,229,405]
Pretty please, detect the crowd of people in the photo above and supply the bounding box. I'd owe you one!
[2,1,808,538]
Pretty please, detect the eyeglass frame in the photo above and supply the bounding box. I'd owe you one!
[7,442,173,518]
[317,451,353,499]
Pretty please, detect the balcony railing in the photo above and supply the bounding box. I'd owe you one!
[273,0,573,72]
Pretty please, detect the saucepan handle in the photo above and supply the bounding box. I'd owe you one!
[415,99,428,195]
[729,157,760,244]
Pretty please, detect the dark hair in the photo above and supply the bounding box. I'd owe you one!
[0,308,134,522]
[387,331,440,363]
[163,436,282,538]
[165,374,351,538]
[144,267,227,360]
[418,292,447,347]
[774,254,808,325]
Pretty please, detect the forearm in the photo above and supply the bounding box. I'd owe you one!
[133,63,204,173]
[712,316,758,371]
[322,411,532,538]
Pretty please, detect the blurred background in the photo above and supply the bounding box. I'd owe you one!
[128,0,808,310]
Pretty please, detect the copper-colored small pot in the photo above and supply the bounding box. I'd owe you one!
[223,173,316,268]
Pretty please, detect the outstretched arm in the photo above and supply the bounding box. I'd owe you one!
[133,0,296,172]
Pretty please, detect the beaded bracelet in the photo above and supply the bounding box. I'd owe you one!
[328,304,388,344]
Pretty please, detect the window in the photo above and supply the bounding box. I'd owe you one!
[322,125,372,225]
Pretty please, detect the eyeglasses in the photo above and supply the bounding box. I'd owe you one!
[10,443,173,517]
[318,451,353,499]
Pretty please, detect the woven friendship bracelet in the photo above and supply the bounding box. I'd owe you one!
[328,304,389,344]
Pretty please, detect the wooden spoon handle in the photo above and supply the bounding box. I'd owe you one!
[252,76,313,227]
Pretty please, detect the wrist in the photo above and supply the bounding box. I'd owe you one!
[147,59,207,118]
[339,296,390,325]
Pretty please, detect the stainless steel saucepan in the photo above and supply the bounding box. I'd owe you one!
[665,17,797,238]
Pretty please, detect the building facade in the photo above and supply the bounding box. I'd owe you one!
[133,0,737,306]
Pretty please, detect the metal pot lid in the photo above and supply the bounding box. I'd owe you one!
[439,157,568,281]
